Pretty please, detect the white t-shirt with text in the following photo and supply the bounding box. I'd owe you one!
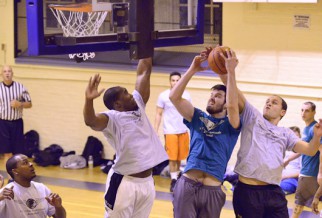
[0,181,55,218]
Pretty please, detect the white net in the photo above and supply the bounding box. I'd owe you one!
[50,9,107,37]
[50,6,108,61]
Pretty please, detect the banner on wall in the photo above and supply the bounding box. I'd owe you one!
[293,15,310,29]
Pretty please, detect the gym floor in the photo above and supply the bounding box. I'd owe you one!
[0,158,319,218]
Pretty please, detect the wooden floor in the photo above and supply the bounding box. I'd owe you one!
[0,158,319,218]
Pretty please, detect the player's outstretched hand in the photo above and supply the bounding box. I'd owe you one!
[188,55,208,74]
[85,74,105,101]
[219,49,239,74]
[200,44,221,59]
[46,193,63,208]
[0,186,14,201]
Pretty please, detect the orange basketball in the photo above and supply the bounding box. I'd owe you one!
[208,46,230,75]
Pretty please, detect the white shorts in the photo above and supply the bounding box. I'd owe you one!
[104,169,155,218]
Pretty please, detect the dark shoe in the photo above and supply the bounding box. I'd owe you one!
[177,171,182,180]
[170,179,177,192]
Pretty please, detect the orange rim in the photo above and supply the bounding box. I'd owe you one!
[49,3,93,13]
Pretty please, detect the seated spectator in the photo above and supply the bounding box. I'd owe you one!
[0,154,66,217]
[280,126,302,194]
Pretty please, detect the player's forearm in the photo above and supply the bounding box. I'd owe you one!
[54,205,66,218]
[286,153,301,163]
[218,74,227,85]
[154,115,161,132]
[314,186,322,200]
[226,69,239,129]
[219,74,245,113]
[169,69,194,102]
[307,136,321,156]
[319,148,322,173]
[21,101,32,109]
[135,58,152,104]
[83,99,97,127]
[137,58,152,76]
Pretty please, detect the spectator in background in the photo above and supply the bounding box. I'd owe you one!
[0,65,32,165]
[280,126,301,194]
[0,154,66,217]
[291,102,322,218]
[154,71,191,192]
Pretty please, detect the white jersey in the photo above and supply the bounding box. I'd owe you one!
[157,89,191,134]
[0,181,55,218]
[234,101,299,185]
[282,151,301,178]
[102,90,168,175]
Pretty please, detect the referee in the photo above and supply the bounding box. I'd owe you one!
[0,65,32,166]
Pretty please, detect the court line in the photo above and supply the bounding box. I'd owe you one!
[0,170,317,216]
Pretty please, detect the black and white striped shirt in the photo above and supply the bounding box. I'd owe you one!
[0,81,32,120]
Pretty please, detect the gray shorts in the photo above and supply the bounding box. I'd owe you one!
[172,175,226,218]
[295,176,319,207]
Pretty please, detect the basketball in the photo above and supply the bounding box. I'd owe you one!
[208,46,231,75]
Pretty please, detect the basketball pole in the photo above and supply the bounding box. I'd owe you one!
[129,0,154,60]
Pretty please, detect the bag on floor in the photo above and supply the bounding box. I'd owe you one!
[33,144,64,167]
[82,136,104,167]
[60,155,86,169]
[23,130,40,158]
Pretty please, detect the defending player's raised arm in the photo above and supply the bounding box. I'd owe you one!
[220,50,240,129]
[83,74,108,131]
[169,56,207,122]
[219,73,246,114]
[135,58,152,104]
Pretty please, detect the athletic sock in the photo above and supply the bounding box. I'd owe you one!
[170,172,178,180]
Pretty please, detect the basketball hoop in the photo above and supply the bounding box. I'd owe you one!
[49,3,110,62]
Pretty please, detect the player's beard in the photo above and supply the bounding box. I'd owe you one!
[206,104,225,115]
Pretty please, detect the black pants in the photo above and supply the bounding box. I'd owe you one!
[233,181,289,218]
[0,119,24,154]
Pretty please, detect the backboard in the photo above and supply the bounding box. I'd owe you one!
[26,0,205,59]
